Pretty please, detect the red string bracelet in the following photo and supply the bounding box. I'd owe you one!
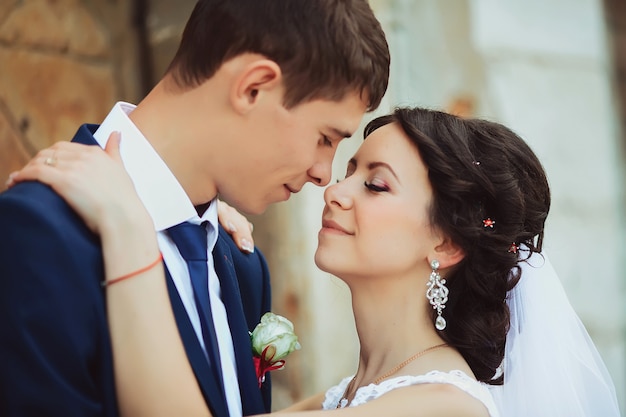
[102,253,163,288]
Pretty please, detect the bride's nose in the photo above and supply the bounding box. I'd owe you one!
[324,179,353,209]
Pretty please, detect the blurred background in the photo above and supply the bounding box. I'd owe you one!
[1,0,624,413]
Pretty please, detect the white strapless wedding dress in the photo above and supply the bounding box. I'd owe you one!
[322,370,500,417]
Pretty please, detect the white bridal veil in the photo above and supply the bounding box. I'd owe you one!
[489,249,621,416]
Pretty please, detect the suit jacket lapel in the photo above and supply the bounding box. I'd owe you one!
[164,268,230,417]
[213,240,266,415]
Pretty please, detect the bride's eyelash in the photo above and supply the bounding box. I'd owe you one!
[364,181,388,192]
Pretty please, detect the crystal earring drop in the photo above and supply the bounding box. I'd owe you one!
[426,259,449,330]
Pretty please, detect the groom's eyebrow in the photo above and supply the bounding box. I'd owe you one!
[329,127,353,139]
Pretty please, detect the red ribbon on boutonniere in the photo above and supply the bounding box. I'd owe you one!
[253,345,286,387]
[250,312,301,388]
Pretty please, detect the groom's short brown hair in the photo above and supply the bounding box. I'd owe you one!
[166,0,390,111]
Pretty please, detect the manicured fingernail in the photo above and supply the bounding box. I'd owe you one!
[5,172,16,187]
[241,239,254,253]
[227,221,237,233]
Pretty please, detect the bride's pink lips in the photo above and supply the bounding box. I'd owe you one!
[320,219,353,235]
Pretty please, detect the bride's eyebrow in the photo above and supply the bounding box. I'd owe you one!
[348,157,399,181]
[367,161,399,181]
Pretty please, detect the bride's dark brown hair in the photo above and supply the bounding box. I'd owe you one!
[364,107,551,384]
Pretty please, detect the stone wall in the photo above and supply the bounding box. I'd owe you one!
[0,0,144,190]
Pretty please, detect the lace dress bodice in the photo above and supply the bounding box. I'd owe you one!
[322,370,500,417]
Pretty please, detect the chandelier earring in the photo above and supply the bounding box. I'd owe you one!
[426,259,449,330]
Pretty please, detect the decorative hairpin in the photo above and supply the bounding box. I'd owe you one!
[482,218,495,229]
[508,242,519,254]
[472,160,481,166]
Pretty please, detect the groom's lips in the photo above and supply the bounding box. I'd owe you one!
[282,185,296,200]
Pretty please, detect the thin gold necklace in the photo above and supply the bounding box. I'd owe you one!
[336,343,449,409]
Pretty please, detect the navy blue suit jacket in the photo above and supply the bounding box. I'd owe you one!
[0,125,272,417]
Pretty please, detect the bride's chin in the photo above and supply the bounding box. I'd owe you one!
[313,253,335,275]
[313,255,327,271]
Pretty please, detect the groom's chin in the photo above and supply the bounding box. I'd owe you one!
[219,195,266,217]
[239,202,268,216]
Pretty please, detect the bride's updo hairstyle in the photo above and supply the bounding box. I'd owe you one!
[363,107,551,385]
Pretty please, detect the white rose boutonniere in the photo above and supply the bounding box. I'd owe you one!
[250,312,301,387]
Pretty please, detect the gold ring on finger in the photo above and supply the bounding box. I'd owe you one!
[44,150,58,167]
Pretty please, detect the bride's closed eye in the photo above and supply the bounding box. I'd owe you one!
[364,180,389,192]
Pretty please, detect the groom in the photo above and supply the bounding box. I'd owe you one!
[0,1,389,416]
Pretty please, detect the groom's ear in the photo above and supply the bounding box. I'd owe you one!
[230,58,282,114]
[430,237,465,270]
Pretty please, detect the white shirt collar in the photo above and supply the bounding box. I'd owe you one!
[93,102,219,247]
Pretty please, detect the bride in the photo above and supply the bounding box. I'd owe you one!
[10,106,620,416]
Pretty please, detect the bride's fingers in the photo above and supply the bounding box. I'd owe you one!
[10,132,124,190]
[6,137,143,235]
[9,139,120,195]
[217,199,255,253]
[5,171,18,188]
[8,141,89,185]
[10,144,79,184]
[9,154,76,194]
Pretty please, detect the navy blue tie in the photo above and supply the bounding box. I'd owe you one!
[167,222,226,399]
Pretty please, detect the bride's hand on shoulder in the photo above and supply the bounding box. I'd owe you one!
[217,199,255,253]
[6,132,148,234]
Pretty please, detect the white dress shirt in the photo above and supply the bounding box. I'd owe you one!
[93,102,242,417]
